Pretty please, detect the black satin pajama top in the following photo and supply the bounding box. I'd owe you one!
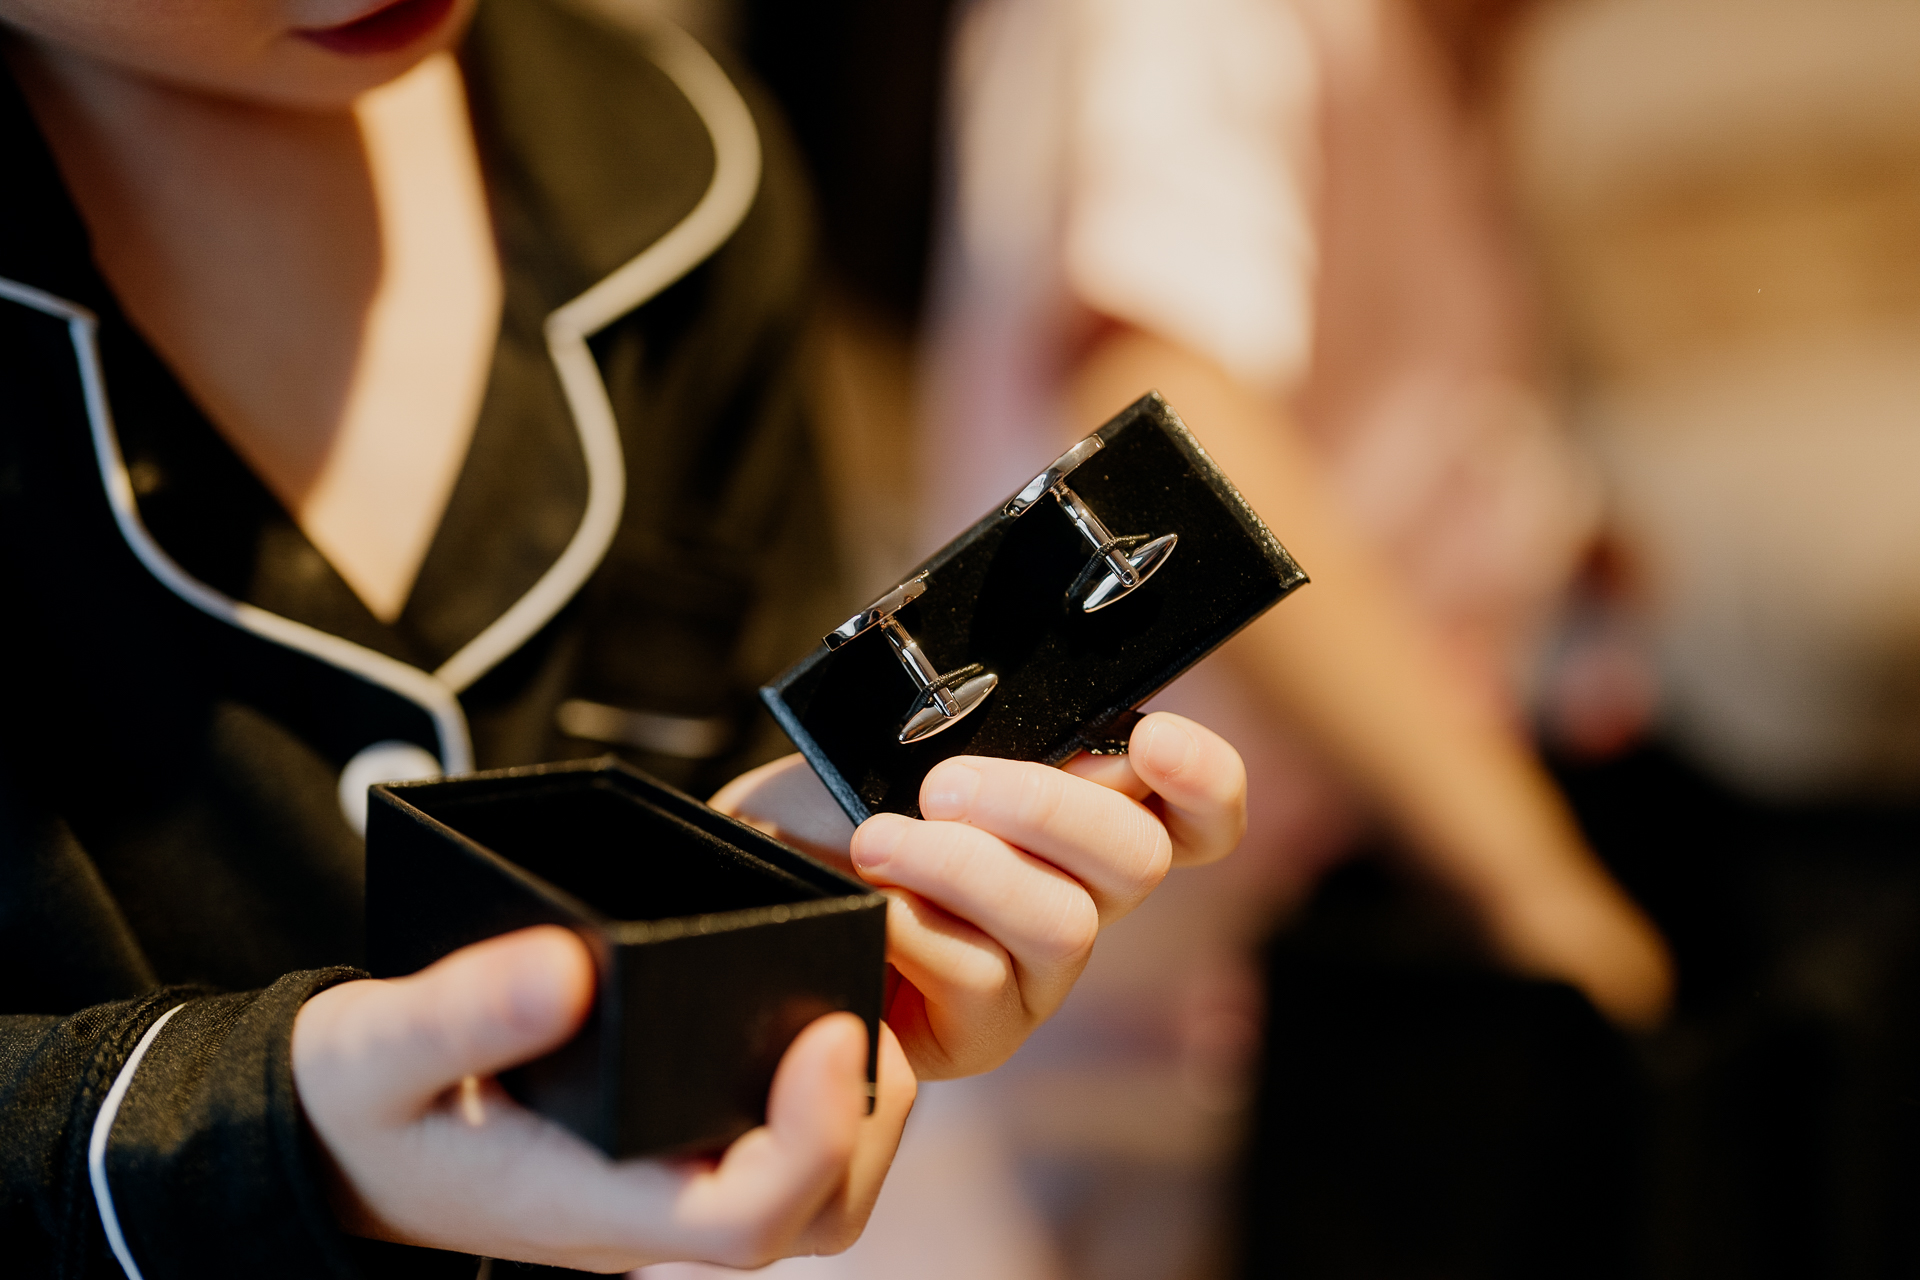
[0,3,840,1274]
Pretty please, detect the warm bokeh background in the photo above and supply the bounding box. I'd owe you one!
[611,0,1920,1274]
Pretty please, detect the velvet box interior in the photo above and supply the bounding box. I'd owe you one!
[365,757,887,1158]
[762,392,1309,823]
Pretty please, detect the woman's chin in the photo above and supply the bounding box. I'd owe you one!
[4,0,474,114]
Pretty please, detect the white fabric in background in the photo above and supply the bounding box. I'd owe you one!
[1063,0,1321,394]
[1510,0,1920,794]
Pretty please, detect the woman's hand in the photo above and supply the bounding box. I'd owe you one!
[291,927,915,1271]
[712,711,1247,1078]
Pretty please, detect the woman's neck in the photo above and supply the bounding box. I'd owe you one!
[11,42,501,624]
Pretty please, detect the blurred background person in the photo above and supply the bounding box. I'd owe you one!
[1245,0,1920,1272]
[915,0,1670,1275]
[1504,0,1920,1272]
[626,0,1920,1272]
[621,0,1718,1274]
[634,0,1678,1273]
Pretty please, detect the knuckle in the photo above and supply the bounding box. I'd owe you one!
[1107,811,1172,897]
[1135,826,1174,890]
[817,1220,865,1256]
[719,1221,791,1270]
[1032,890,1099,962]
[950,1001,1030,1075]
[716,1243,777,1271]
[1064,895,1101,953]
[947,945,1015,1001]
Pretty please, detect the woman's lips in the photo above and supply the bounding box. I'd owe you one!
[297,0,458,56]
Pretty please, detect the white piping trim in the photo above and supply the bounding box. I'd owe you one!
[88,1002,186,1280]
[0,277,475,773]
[0,20,761,749]
[433,21,763,693]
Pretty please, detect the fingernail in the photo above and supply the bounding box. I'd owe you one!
[1140,718,1196,778]
[851,814,906,873]
[921,760,981,820]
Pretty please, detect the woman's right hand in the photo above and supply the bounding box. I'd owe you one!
[290,926,915,1271]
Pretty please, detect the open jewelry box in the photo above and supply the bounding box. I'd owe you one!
[763,391,1309,822]
[365,757,887,1158]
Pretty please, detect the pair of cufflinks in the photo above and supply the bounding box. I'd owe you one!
[824,436,1179,745]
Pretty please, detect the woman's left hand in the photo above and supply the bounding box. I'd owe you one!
[712,711,1246,1079]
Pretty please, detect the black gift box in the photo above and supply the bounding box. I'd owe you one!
[762,392,1308,822]
[365,757,887,1158]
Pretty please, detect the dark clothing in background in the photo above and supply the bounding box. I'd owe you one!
[1241,746,1920,1279]
[737,0,955,328]
[1562,748,1920,1280]
[0,1,840,1274]
[1239,857,1645,1280]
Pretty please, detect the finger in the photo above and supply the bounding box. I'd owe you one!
[1061,750,1152,800]
[759,1013,868,1171]
[916,757,1171,920]
[331,926,597,1120]
[790,1022,918,1256]
[868,888,1035,1076]
[671,1013,871,1267]
[399,1014,878,1271]
[1125,712,1247,866]
[709,754,857,869]
[853,812,1101,972]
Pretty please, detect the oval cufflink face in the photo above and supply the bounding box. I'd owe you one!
[1072,532,1179,612]
[899,671,998,744]
[338,740,444,835]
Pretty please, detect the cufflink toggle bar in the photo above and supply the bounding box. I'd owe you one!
[825,573,998,744]
[1005,437,1178,611]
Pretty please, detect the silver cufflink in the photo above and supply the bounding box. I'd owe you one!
[1004,437,1177,612]
[825,573,998,744]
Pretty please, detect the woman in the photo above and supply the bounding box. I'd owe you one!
[0,0,1247,1274]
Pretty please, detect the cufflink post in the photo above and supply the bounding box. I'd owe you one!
[1004,437,1178,611]
[825,574,998,744]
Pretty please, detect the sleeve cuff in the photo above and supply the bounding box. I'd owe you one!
[94,968,471,1280]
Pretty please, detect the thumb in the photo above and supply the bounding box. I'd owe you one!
[1124,712,1247,866]
[760,1011,870,1165]
[352,925,597,1119]
[673,1013,869,1263]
